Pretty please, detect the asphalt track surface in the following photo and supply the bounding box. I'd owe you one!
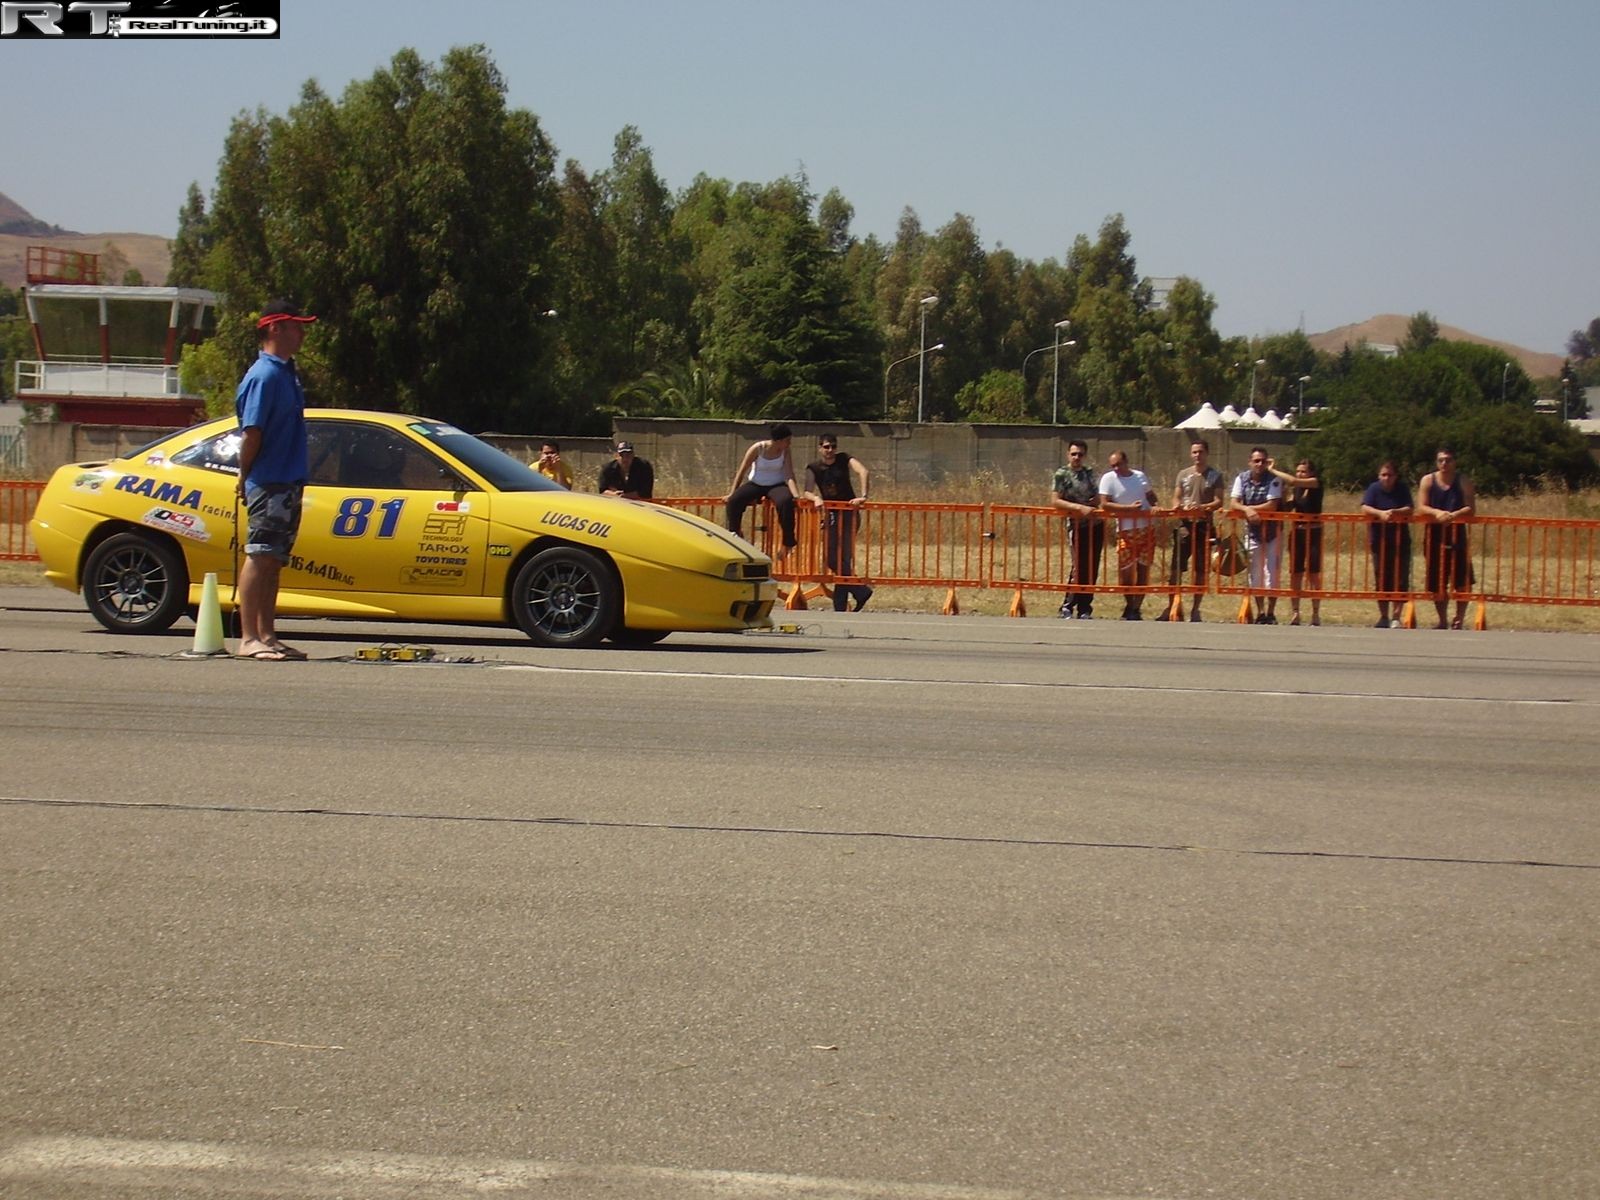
[2,587,1598,1199]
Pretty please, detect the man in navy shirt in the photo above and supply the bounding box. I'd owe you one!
[234,299,316,660]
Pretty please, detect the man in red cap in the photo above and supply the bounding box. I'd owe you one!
[233,299,317,660]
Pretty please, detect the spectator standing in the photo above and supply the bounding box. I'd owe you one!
[598,441,654,499]
[234,299,316,661]
[1416,446,1476,629]
[1360,461,1413,628]
[1097,449,1158,620]
[1049,439,1103,619]
[1268,456,1324,626]
[1160,438,1224,622]
[534,441,574,489]
[803,434,873,611]
[1229,447,1284,624]
[726,424,800,563]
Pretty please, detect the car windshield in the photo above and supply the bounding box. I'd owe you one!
[408,422,565,493]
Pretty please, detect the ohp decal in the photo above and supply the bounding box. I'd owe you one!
[2,0,279,37]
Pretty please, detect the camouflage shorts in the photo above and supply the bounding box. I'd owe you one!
[243,482,304,560]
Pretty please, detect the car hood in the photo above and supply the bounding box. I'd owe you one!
[494,492,769,575]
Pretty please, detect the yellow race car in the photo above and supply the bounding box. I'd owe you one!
[29,410,777,647]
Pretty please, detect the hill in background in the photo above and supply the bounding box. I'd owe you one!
[0,190,172,291]
[1306,314,1563,379]
[0,190,1568,379]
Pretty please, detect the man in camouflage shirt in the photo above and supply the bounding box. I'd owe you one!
[1049,439,1104,618]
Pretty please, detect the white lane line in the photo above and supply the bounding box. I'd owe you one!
[0,1135,1140,1200]
[499,663,1571,705]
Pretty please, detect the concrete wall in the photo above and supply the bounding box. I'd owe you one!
[22,418,1600,500]
[10,418,1325,496]
[611,419,1307,497]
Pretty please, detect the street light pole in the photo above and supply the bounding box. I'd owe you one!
[884,344,944,418]
[1297,375,1311,420]
[1248,358,1266,406]
[916,295,938,422]
[1502,361,1512,404]
[1051,319,1071,425]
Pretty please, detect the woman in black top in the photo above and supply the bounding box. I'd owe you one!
[1269,456,1324,626]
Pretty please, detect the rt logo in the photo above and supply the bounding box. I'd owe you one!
[2,0,277,37]
[2,2,129,34]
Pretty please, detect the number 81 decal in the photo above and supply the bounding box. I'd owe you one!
[332,496,405,538]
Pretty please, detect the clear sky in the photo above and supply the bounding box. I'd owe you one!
[3,0,1595,353]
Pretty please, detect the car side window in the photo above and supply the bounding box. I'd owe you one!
[169,430,242,474]
[307,422,460,491]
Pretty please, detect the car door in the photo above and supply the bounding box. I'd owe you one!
[298,420,489,602]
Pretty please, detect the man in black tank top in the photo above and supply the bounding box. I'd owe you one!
[803,434,873,611]
[1416,446,1476,629]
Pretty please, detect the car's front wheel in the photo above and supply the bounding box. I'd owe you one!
[82,531,190,634]
[510,545,619,648]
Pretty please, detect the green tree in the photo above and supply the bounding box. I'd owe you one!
[1564,318,1599,362]
[689,175,878,419]
[596,126,687,379]
[205,45,560,431]
[1400,310,1440,354]
[955,369,1030,423]
[166,182,213,288]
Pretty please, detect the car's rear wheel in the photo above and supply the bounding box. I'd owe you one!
[510,545,618,649]
[82,532,189,634]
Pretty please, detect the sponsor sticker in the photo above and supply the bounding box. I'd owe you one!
[142,507,209,542]
[434,500,470,514]
[423,513,467,538]
[402,565,466,585]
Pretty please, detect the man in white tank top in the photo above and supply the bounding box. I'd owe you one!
[724,423,800,562]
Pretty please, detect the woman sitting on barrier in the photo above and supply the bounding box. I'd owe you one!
[1360,461,1413,628]
[725,423,800,563]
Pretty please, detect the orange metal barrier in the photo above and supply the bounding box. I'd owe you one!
[659,498,1600,624]
[1,481,45,561]
[9,482,1599,622]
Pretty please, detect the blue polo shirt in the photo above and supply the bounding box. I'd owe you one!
[235,350,308,487]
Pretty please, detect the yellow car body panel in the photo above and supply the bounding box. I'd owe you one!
[29,410,777,645]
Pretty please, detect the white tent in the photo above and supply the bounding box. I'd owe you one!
[1176,401,1223,429]
[1237,406,1263,427]
[1217,404,1242,424]
[1258,410,1284,430]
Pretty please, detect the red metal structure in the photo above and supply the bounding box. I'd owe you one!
[16,246,218,427]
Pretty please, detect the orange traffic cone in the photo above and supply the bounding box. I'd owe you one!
[942,588,960,615]
[1007,588,1027,618]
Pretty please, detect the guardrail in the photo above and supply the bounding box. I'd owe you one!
[6,483,1599,626]
[14,360,183,399]
[661,498,1600,626]
[1,481,45,561]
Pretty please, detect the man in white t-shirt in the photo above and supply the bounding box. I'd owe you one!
[1097,449,1159,620]
[1229,446,1285,623]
